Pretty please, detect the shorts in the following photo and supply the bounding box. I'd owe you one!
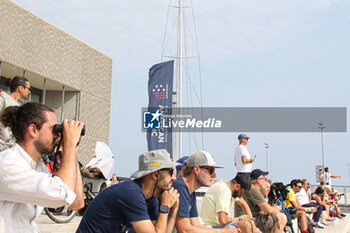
[255,213,278,233]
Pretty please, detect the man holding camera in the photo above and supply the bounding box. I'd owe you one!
[0,102,84,232]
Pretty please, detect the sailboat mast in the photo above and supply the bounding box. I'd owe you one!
[175,0,183,161]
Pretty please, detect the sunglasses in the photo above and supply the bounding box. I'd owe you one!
[297,185,303,188]
[200,166,215,175]
[160,168,174,176]
[22,85,32,91]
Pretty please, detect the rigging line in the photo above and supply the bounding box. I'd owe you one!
[189,131,199,149]
[182,8,199,54]
[162,9,179,60]
[161,1,171,61]
[183,66,200,102]
[191,0,204,149]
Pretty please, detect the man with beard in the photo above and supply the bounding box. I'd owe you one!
[234,169,287,233]
[200,174,261,233]
[0,76,32,151]
[77,149,180,233]
[0,102,84,232]
[173,150,237,233]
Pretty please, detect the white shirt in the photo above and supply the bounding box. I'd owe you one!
[323,173,331,185]
[234,144,252,173]
[0,143,76,233]
[295,188,309,206]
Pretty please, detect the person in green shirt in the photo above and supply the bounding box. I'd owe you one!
[234,169,287,233]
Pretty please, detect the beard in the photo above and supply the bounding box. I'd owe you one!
[197,172,212,187]
[232,189,240,198]
[157,173,173,192]
[34,138,54,155]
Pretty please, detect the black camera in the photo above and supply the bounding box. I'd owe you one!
[53,124,86,136]
[47,123,86,172]
[268,182,289,205]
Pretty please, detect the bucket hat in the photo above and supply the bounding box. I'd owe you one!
[131,149,179,179]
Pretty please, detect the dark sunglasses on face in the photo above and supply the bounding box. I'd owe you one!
[22,85,32,91]
[160,168,174,176]
[297,185,303,188]
[200,166,215,175]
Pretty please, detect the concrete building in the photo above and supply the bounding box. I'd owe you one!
[0,0,113,164]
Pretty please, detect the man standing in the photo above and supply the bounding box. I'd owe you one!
[77,149,180,233]
[234,134,255,177]
[320,167,341,186]
[0,103,84,232]
[173,150,237,233]
[200,174,261,233]
[0,76,31,151]
[234,169,287,233]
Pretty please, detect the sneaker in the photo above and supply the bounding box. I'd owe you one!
[341,213,346,217]
[318,222,326,227]
[313,223,324,229]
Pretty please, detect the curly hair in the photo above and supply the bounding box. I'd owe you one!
[1,102,54,142]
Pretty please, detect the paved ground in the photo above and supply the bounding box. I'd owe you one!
[36,213,81,233]
[36,211,350,233]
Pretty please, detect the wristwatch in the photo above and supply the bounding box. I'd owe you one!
[159,205,170,214]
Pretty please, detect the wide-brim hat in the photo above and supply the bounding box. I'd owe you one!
[131,149,179,179]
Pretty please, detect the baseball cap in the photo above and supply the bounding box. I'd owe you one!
[176,156,189,170]
[250,169,269,180]
[184,150,224,168]
[234,174,251,191]
[131,149,179,179]
[238,134,249,140]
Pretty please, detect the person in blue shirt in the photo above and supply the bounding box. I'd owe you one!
[175,156,188,177]
[76,149,179,233]
[173,150,238,233]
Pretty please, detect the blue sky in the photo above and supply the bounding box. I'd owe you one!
[13,0,350,186]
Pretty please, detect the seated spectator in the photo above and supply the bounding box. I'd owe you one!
[76,149,179,233]
[176,156,188,177]
[311,186,334,225]
[106,173,119,187]
[173,150,237,233]
[234,169,287,233]
[200,174,261,233]
[324,186,346,219]
[295,179,324,228]
[283,179,309,232]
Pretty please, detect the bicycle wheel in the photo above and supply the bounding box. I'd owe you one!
[44,206,76,223]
